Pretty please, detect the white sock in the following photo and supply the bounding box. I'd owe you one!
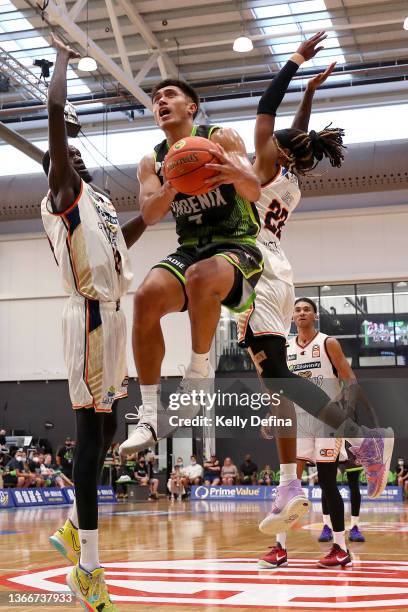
[79,529,100,573]
[189,351,210,377]
[279,463,297,486]
[333,530,346,551]
[351,516,359,528]
[277,532,287,549]
[323,514,332,528]
[68,501,78,529]
[140,385,158,428]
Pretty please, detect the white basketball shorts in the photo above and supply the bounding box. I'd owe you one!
[237,252,295,343]
[295,405,346,464]
[62,295,128,412]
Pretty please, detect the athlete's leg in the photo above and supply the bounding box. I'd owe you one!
[73,408,105,573]
[133,268,186,384]
[316,461,347,545]
[318,488,334,542]
[68,401,118,532]
[185,256,235,354]
[347,469,365,541]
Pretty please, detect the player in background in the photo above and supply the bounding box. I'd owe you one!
[120,79,263,454]
[42,36,145,611]
[237,33,394,534]
[260,297,358,569]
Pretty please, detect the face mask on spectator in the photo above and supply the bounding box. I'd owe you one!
[398,459,404,466]
[21,455,27,462]
[191,460,196,465]
[32,457,40,463]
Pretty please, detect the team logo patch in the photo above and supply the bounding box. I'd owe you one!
[287,353,297,361]
[297,370,313,378]
[2,559,408,608]
[173,139,186,150]
[320,448,335,458]
[312,344,320,358]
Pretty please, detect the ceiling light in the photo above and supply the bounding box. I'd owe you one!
[397,281,407,287]
[404,17,408,30]
[322,285,331,292]
[233,35,253,53]
[78,56,97,71]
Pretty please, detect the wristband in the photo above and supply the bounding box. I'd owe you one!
[290,53,305,66]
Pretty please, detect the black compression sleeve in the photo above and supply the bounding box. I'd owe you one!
[257,60,300,116]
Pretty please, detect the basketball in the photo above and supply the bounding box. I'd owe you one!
[163,136,220,195]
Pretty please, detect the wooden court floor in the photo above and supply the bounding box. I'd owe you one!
[0,498,407,612]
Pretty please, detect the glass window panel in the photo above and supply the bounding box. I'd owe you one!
[291,0,326,13]
[319,284,358,366]
[393,282,408,366]
[254,4,289,18]
[215,308,253,372]
[356,282,396,367]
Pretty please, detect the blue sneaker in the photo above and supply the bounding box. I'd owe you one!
[349,525,365,542]
[318,525,333,542]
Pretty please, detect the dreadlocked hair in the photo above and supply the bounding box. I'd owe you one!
[274,123,346,176]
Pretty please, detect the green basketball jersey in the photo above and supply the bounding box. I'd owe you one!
[153,124,260,245]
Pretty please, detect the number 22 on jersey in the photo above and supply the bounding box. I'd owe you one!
[264,199,289,239]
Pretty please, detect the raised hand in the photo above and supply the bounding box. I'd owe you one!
[297,31,327,61]
[50,33,80,60]
[307,62,337,91]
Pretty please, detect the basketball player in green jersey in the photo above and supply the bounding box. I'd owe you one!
[120,80,263,454]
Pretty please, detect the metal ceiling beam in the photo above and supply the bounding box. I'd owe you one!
[134,51,160,85]
[68,0,88,21]
[43,0,152,109]
[0,121,43,164]
[104,0,133,78]
[117,0,179,77]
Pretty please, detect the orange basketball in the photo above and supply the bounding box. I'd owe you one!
[163,136,219,196]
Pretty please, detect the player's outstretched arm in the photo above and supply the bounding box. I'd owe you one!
[253,32,327,182]
[137,154,177,226]
[205,127,261,202]
[120,215,147,248]
[47,35,81,210]
[291,62,336,132]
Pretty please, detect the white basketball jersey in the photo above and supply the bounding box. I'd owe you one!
[41,180,133,301]
[256,167,301,284]
[287,331,342,399]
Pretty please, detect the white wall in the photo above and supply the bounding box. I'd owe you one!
[0,224,191,381]
[284,205,408,285]
[1,205,407,381]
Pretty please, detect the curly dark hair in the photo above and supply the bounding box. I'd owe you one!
[274,124,346,175]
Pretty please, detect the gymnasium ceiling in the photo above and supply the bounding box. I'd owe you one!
[0,0,407,137]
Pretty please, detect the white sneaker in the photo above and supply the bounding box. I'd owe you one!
[174,364,215,420]
[116,474,132,483]
[119,405,157,458]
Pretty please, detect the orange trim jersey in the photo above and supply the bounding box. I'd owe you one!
[41,180,133,301]
[287,332,345,463]
[256,167,301,285]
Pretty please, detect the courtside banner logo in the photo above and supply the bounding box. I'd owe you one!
[62,487,75,504]
[10,489,45,507]
[2,559,408,609]
[191,485,403,502]
[41,488,66,505]
[192,485,266,500]
[97,486,117,503]
[0,489,14,508]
